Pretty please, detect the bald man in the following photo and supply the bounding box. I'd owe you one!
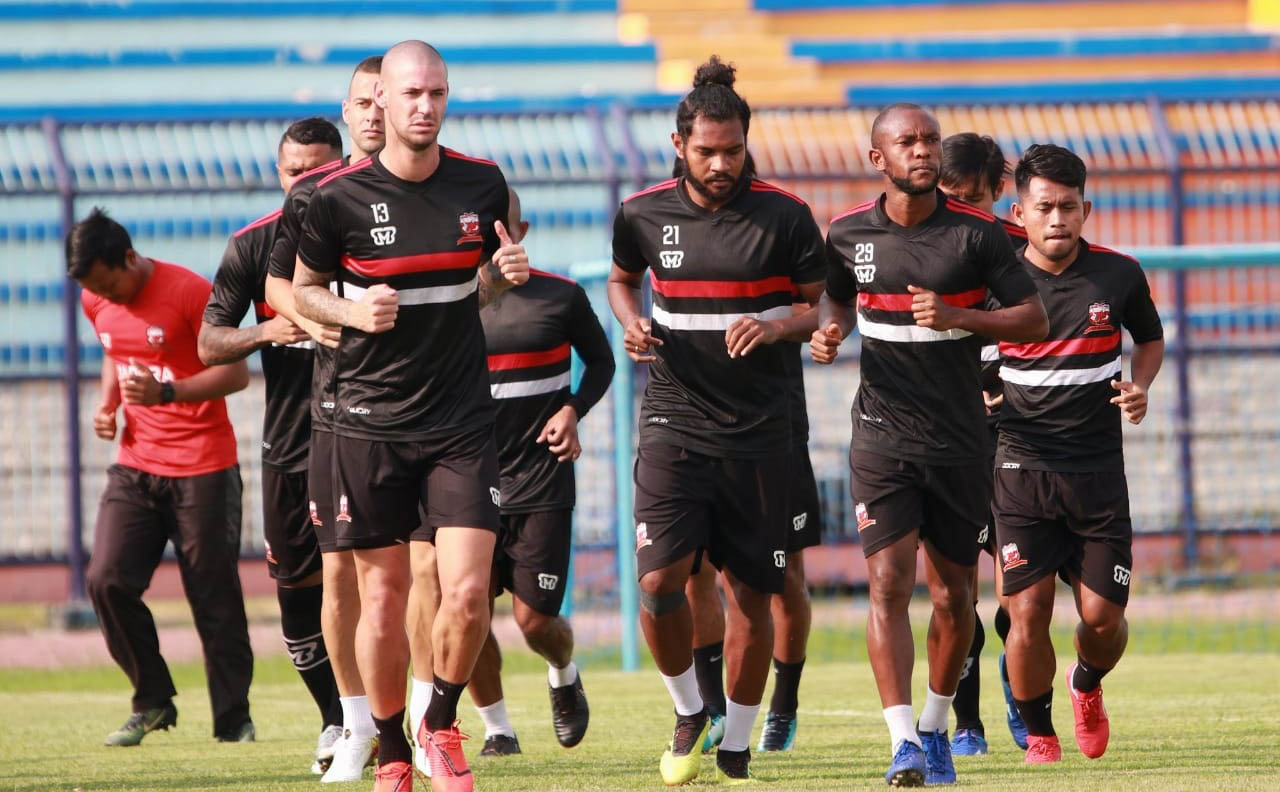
[812,103,1046,787]
[292,40,530,792]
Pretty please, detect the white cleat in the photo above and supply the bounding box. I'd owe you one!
[320,730,377,783]
[313,724,343,775]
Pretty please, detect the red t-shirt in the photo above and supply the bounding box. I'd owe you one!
[82,260,238,477]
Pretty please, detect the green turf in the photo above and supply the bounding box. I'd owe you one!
[1,648,1278,791]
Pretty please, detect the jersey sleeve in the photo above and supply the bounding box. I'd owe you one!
[297,188,343,275]
[976,219,1038,308]
[565,283,616,419]
[183,271,215,340]
[268,185,307,280]
[611,204,648,274]
[203,236,256,328]
[482,170,511,263]
[80,288,100,325]
[823,231,858,302]
[1122,265,1164,344]
[788,203,827,286]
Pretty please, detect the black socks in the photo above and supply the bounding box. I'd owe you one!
[692,641,727,719]
[768,657,806,715]
[425,676,467,732]
[278,584,342,728]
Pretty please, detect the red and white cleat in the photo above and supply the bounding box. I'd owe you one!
[1066,663,1110,759]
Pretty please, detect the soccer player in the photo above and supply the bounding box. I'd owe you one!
[292,40,529,792]
[936,131,1030,755]
[198,117,344,774]
[71,208,254,746]
[609,57,827,785]
[997,144,1163,764]
[810,103,1048,787]
[264,55,386,783]
[462,187,615,755]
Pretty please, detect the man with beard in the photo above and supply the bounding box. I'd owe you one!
[811,104,1047,786]
[292,40,529,792]
[609,57,827,785]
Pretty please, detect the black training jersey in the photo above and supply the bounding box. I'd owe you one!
[481,270,614,513]
[203,210,312,473]
[825,190,1038,465]
[996,239,1162,472]
[298,149,509,441]
[978,218,1030,454]
[784,295,811,447]
[268,156,348,433]
[613,177,827,458]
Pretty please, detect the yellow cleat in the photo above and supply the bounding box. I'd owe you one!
[659,711,710,786]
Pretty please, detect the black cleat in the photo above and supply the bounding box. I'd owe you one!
[715,747,752,784]
[478,733,522,757]
[215,720,256,743]
[757,711,797,752]
[104,702,178,746]
[549,675,589,748]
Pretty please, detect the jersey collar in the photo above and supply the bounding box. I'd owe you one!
[870,188,949,237]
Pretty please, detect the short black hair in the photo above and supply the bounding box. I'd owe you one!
[66,207,132,279]
[279,116,342,154]
[354,55,382,77]
[870,102,930,149]
[941,133,1008,196]
[675,55,751,140]
[1015,143,1087,197]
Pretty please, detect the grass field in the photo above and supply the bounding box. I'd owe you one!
[2,636,1278,792]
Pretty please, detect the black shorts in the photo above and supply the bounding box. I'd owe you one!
[634,442,790,595]
[787,445,823,553]
[980,455,997,557]
[308,429,339,553]
[331,425,501,550]
[993,468,1133,606]
[261,468,322,584]
[495,509,573,617]
[849,449,991,567]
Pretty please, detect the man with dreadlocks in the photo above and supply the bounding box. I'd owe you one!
[608,56,827,785]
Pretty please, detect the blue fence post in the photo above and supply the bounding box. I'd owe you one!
[610,324,639,671]
[559,351,584,621]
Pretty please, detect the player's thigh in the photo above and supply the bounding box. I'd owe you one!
[707,452,790,596]
[634,442,714,582]
[333,437,423,550]
[920,461,990,567]
[168,464,243,578]
[785,445,823,553]
[88,465,170,590]
[422,425,501,535]
[501,509,573,617]
[307,429,340,554]
[848,449,924,559]
[1063,472,1134,608]
[262,468,322,585]
[992,468,1070,598]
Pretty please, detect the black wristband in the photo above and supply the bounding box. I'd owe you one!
[159,382,176,405]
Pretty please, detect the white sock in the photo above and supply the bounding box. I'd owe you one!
[720,699,760,753]
[342,695,376,740]
[476,698,515,738]
[884,704,920,751]
[660,665,704,717]
[548,661,579,688]
[917,688,955,734]
[408,676,432,739]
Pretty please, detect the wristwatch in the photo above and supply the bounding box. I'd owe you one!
[159,383,176,405]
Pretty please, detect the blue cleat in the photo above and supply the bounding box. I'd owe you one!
[999,652,1029,750]
[756,711,796,752]
[700,713,725,754]
[884,739,926,787]
[919,729,956,785]
[950,728,987,756]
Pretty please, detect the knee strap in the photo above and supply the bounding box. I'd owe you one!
[640,589,687,616]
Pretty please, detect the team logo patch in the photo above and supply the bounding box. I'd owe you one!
[1113,564,1131,586]
[659,250,684,269]
[1001,542,1028,572]
[336,495,351,524]
[458,211,483,244]
[773,550,787,568]
[1085,300,1114,334]
[977,525,989,545]
[309,500,322,527]
[370,226,396,246]
[854,264,876,284]
[855,502,877,532]
[792,512,808,532]
[537,573,559,591]
[635,522,652,550]
[146,325,165,348]
[99,332,111,349]
[489,487,502,507]
[264,540,276,566]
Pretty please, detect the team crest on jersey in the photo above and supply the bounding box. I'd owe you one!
[1001,542,1028,571]
[336,495,351,524]
[146,325,165,347]
[1085,301,1114,334]
[99,332,112,349]
[458,211,483,244]
[855,502,877,532]
[659,250,684,269]
[309,501,322,527]
[635,522,652,550]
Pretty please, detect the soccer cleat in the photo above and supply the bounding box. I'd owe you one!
[1024,734,1062,764]
[322,731,378,783]
[419,720,473,792]
[216,720,255,743]
[714,747,752,785]
[884,740,926,787]
[549,675,589,748]
[756,711,797,752]
[372,760,413,792]
[103,702,178,746]
[659,708,709,786]
[999,653,1029,749]
[949,728,987,756]
[478,734,521,757]
[700,713,724,754]
[313,723,344,774]
[919,729,956,785]
[1066,663,1110,759]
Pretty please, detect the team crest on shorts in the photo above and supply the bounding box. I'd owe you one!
[855,502,876,532]
[458,211,483,244]
[264,540,276,566]
[336,495,351,523]
[309,501,322,527]
[792,512,808,532]
[146,325,165,347]
[635,522,652,550]
[1085,301,1114,334]
[1001,542,1028,571]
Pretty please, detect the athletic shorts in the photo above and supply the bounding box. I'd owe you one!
[331,425,501,550]
[495,509,573,617]
[261,467,322,584]
[307,429,339,553]
[848,448,991,566]
[993,468,1133,606]
[634,441,790,595]
[980,454,997,558]
[786,444,823,553]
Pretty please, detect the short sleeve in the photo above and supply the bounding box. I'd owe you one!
[976,220,1037,308]
[268,185,307,280]
[788,203,827,286]
[481,170,511,263]
[184,272,214,339]
[80,288,100,324]
[203,236,256,328]
[823,232,858,302]
[298,188,342,275]
[611,205,648,274]
[1122,266,1163,344]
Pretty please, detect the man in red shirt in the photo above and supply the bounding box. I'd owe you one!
[71,208,255,746]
